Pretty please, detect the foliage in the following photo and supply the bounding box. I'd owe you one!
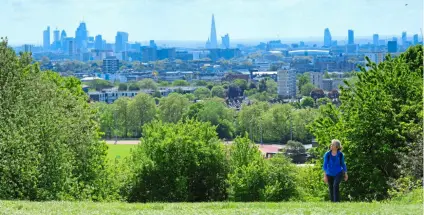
[172,79,190,87]
[118,83,128,91]
[295,165,328,201]
[316,97,332,106]
[88,79,114,91]
[159,93,190,123]
[310,45,423,201]
[128,82,140,91]
[227,136,298,201]
[128,93,157,137]
[139,78,158,90]
[211,85,226,98]
[300,83,314,97]
[114,97,131,138]
[125,120,228,202]
[0,39,114,201]
[196,100,235,139]
[297,73,311,93]
[300,97,314,108]
[194,87,211,100]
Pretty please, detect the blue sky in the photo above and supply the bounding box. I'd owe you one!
[1,0,423,45]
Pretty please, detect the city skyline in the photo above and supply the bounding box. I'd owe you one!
[1,0,423,45]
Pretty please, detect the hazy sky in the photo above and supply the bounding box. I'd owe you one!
[1,0,423,45]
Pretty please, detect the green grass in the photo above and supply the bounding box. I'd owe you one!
[0,201,421,215]
[106,144,137,161]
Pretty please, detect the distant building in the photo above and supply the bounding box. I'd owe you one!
[208,48,241,61]
[95,35,103,50]
[346,44,358,54]
[324,28,332,47]
[75,22,89,53]
[322,79,333,91]
[378,39,386,46]
[309,72,323,89]
[277,69,296,98]
[103,56,120,73]
[348,29,354,45]
[43,26,50,51]
[140,46,157,62]
[207,14,218,49]
[402,31,407,46]
[364,52,385,64]
[221,34,230,49]
[387,41,397,53]
[53,29,60,43]
[157,48,176,60]
[149,40,157,48]
[373,34,379,46]
[23,44,33,53]
[115,31,129,53]
[413,34,419,45]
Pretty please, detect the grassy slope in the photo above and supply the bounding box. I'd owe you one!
[106,144,136,161]
[0,201,421,215]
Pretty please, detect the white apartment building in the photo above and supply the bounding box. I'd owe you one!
[277,69,296,98]
[309,72,323,89]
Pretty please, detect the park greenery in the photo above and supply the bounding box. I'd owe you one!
[0,38,422,207]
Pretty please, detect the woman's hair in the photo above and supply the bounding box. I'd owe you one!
[331,139,342,151]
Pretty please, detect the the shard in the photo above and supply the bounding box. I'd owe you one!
[209,14,218,49]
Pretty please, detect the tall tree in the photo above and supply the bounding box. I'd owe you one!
[159,93,190,123]
[128,93,157,137]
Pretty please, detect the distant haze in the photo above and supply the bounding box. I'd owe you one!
[1,0,423,46]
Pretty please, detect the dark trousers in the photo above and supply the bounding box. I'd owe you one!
[328,172,343,202]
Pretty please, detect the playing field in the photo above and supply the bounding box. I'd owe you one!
[106,144,137,161]
[0,201,421,215]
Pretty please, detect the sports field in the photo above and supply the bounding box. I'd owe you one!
[106,144,137,161]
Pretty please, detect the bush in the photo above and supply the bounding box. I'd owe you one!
[295,164,328,201]
[227,136,298,202]
[125,120,228,202]
[0,40,113,201]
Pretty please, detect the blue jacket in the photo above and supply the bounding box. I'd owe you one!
[323,151,347,176]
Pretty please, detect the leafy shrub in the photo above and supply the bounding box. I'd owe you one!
[125,120,228,202]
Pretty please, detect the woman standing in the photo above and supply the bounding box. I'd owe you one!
[323,139,348,202]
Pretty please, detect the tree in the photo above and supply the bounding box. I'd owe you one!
[114,97,131,138]
[126,120,228,202]
[128,93,157,137]
[261,104,292,143]
[300,97,314,108]
[258,79,267,92]
[89,79,114,91]
[310,88,325,101]
[316,97,332,106]
[194,87,211,100]
[300,83,315,97]
[92,102,115,138]
[118,83,128,91]
[237,102,270,142]
[0,39,113,200]
[228,84,242,99]
[172,79,190,86]
[265,79,277,95]
[311,45,423,201]
[196,100,235,139]
[128,82,140,91]
[159,93,190,123]
[297,72,311,93]
[211,85,226,98]
[234,79,248,94]
[139,78,158,90]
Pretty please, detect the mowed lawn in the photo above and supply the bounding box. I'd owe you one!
[106,144,137,161]
[0,201,421,215]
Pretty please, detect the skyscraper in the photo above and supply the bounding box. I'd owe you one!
[388,41,397,53]
[43,26,50,51]
[60,30,67,41]
[95,35,103,50]
[413,34,419,45]
[373,34,379,46]
[221,34,230,49]
[324,28,332,47]
[115,31,129,53]
[348,29,354,45]
[209,14,218,49]
[401,31,407,46]
[75,22,88,53]
[53,28,60,43]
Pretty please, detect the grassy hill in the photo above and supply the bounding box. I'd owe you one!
[0,201,421,215]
